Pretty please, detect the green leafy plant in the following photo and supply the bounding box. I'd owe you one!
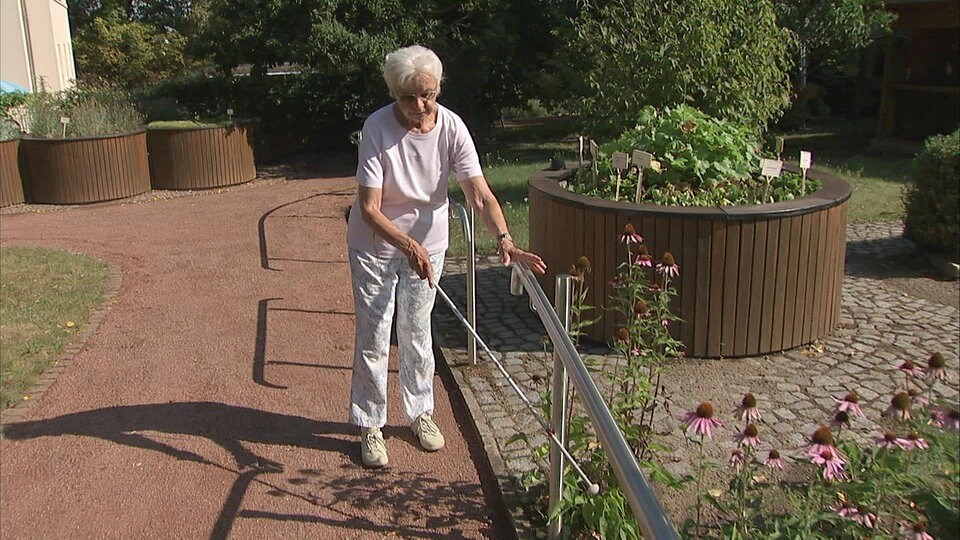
[903,129,960,261]
[24,87,143,138]
[570,106,820,206]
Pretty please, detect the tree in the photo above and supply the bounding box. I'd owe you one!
[557,0,794,136]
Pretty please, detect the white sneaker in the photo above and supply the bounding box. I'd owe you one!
[411,414,445,451]
[361,427,388,468]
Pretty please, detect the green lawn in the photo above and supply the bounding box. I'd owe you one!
[0,247,109,408]
[447,116,915,257]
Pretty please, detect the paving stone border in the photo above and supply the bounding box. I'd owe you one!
[433,221,960,538]
[0,260,123,428]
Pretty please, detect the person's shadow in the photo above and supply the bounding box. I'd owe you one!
[1,401,355,470]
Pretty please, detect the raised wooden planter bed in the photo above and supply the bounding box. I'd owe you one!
[147,123,256,190]
[19,131,150,204]
[529,165,851,358]
[0,139,24,207]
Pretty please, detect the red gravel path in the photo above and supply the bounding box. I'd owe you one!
[0,174,510,539]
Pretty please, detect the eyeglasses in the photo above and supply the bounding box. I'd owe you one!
[398,89,439,103]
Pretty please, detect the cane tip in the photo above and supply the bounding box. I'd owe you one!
[588,483,600,496]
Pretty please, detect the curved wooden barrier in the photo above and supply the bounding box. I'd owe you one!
[19,131,150,204]
[0,139,24,207]
[147,123,256,190]
[529,165,851,358]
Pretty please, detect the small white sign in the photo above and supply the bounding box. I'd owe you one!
[60,116,70,124]
[799,151,812,170]
[589,140,598,160]
[226,108,234,116]
[632,149,653,168]
[760,158,783,178]
[612,151,628,170]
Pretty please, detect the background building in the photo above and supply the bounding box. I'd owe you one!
[1,0,76,92]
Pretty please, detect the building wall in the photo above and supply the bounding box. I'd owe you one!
[0,0,76,92]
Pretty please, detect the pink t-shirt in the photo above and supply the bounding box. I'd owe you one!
[347,103,483,257]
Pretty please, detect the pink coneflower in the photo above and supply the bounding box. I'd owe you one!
[619,223,643,245]
[832,391,864,417]
[811,448,847,481]
[931,407,960,431]
[609,276,623,288]
[854,506,877,528]
[574,256,591,276]
[656,252,680,278]
[807,425,837,460]
[615,328,631,346]
[634,245,653,267]
[904,431,929,450]
[876,430,910,450]
[728,449,745,471]
[926,352,947,381]
[736,393,763,423]
[683,401,724,439]
[648,282,661,292]
[735,424,761,448]
[661,319,670,328]
[764,449,784,469]
[897,359,924,378]
[908,387,929,407]
[633,299,648,317]
[901,521,934,540]
[831,410,851,429]
[833,500,858,519]
[883,392,912,421]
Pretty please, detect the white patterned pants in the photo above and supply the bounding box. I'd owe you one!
[348,248,444,428]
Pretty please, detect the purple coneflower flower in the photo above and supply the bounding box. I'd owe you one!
[683,401,724,439]
[811,448,846,481]
[883,392,912,421]
[926,352,947,381]
[854,506,877,528]
[661,319,670,328]
[832,391,864,417]
[615,328,631,346]
[833,500,859,519]
[807,425,837,460]
[634,299,648,317]
[609,276,623,288]
[619,223,643,245]
[904,431,928,450]
[728,449,745,471]
[901,521,934,540]
[875,430,910,450]
[634,245,653,267]
[764,449,784,469]
[908,387,929,407]
[574,256,591,275]
[831,410,851,429]
[931,407,960,431]
[736,393,762,423]
[897,359,924,378]
[656,252,680,278]
[735,424,761,448]
[567,265,583,282]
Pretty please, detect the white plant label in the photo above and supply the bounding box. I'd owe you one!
[633,149,652,168]
[227,108,234,116]
[760,158,783,178]
[799,151,812,170]
[578,136,584,167]
[612,151,628,170]
[60,117,70,124]
[589,140,599,160]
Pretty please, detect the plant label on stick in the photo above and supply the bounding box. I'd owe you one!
[760,158,782,178]
[590,139,599,186]
[60,116,70,137]
[612,151,628,171]
[578,136,584,168]
[633,149,652,168]
[799,150,812,193]
[227,108,234,118]
[775,136,784,159]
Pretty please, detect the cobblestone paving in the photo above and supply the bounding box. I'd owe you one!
[433,221,960,538]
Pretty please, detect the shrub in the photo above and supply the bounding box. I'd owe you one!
[903,129,960,260]
[24,87,143,138]
[570,106,819,206]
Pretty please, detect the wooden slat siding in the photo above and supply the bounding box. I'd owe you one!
[812,211,828,338]
[679,218,699,348]
[719,221,740,356]
[147,124,256,190]
[0,140,25,207]
[21,132,149,204]
[748,219,769,354]
[824,206,840,336]
[603,210,621,342]
[693,219,713,356]
[706,220,726,357]
[792,213,812,348]
[733,221,756,356]
[801,212,822,344]
[774,217,797,351]
[835,206,848,325]
[528,186,548,293]
[666,217,684,341]
[761,219,782,353]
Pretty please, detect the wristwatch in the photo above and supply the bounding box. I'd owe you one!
[496,232,513,244]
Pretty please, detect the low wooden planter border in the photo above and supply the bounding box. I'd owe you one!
[19,130,150,204]
[0,139,25,207]
[529,165,851,358]
[147,123,256,190]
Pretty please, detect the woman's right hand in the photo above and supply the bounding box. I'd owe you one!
[405,239,435,288]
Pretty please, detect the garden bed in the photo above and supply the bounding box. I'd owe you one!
[19,131,150,204]
[529,164,851,358]
[0,139,24,207]
[146,122,256,190]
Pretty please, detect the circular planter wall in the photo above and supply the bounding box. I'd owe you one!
[147,123,256,190]
[0,139,24,207]
[529,165,851,358]
[20,130,150,204]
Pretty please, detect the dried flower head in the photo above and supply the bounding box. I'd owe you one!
[575,256,592,274]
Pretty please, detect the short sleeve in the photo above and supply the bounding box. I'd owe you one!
[450,115,484,181]
[355,121,383,188]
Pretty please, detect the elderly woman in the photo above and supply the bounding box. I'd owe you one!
[346,45,546,468]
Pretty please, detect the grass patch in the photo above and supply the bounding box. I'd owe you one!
[446,115,912,257]
[147,117,242,129]
[0,247,109,409]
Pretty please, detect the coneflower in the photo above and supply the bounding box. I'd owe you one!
[683,402,724,439]
[904,431,928,450]
[736,393,762,423]
[883,392,912,421]
[734,424,761,448]
[832,391,864,417]
[901,521,934,540]
[656,252,680,278]
[926,352,947,381]
[619,223,643,245]
[764,449,784,469]
[875,430,909,450]
[897,359,924,379]
[574,256,592,275]
[634,244,653,267]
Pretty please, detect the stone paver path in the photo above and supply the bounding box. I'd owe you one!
[434,221,959,537]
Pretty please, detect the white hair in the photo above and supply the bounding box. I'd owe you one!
[382,45,443,97]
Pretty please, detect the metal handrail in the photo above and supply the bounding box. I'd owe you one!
[513,263,678,540]
[449,200,477,364]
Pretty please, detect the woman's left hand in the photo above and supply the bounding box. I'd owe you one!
[500,240,547,275]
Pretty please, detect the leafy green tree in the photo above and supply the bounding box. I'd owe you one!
[558,0,794,136]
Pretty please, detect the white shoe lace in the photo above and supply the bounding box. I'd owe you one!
[416,415,439,436]
[364,430,386,453]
